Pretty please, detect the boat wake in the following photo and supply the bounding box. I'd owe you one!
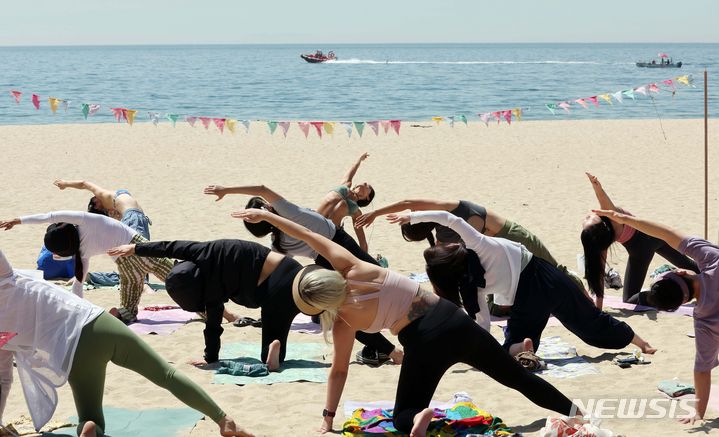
[326,59,612,65]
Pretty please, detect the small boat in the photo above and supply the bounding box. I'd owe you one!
[301,50,336,63]
[636,52,682,68]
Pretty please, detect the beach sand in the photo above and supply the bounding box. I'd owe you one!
[1,118,718,436]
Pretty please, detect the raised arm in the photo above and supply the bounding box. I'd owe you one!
[1,210,88,231]
[355,199,458,228]
[109,240,209,263]
[340,153,369,186]
[593,210,687,250]
[586,173,618,211]
[54,179,115,210]
[203,184,283,203]
[232,209,358,274]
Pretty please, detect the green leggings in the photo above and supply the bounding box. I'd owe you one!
[68,312,225,436]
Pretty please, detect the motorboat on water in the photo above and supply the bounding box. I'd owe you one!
[301,50,336,63]
[636,53,682,68]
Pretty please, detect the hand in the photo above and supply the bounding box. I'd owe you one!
[204,185,227,201]
[386,213,410,225]
[0,219,20,231]
[592,209,629,224]
[53,179,69,190]
[354,212,376,228]
[318,417,333,434]
[358,152,369,162]
[107,244,136,257]
[585,172,601,188]
[231,209,269,223]
[678,412,702,425]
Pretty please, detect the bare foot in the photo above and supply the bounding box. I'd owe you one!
[508,338,534,356]
[267,340,281,371]
[389,348,404,364]
[523,338,534,353]
[223,309,240,323]
[410,407,434,437]
[219,416,255,437]
[79,421,97,437]
[640,343,657,355]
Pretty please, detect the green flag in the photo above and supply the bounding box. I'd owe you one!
[166,114,179,127]
[353,122,365,137]
[81,103,89,120]
[267,121,278,134]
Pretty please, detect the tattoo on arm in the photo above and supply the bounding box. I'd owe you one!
[407,288,436,322]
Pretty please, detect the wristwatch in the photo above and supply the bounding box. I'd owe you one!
[322,409,336,418]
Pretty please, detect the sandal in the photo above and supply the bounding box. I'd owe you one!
[233,317,259,327]
[515,351,546,371]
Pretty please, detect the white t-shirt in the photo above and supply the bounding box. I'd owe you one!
[20,211,137,297]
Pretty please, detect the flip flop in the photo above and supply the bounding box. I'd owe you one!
[233,317,259,328]
[515,351,546,371]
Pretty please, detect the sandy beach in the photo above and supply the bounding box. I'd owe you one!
[2,118,718,436]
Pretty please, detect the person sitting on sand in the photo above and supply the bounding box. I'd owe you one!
[0,249,253,437]
[592,209,719,425]
[0,211,172,324]
[231,208,582,437]
[582,173,698,308]
[108,238,302,370]
[315,152,375,252]
[203,183,403,366]
[382,210,657,359]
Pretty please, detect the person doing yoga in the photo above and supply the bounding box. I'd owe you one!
[108,239,303,370]
[0,250,253,437]
[203,183,403,365]
[582,173,698,308]
[383,210,656,358]
[231,208,582,437]
[593,209,719,425]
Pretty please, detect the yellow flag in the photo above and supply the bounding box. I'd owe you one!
[126,109,137,126]
[323,122,335,135]
[512,108,522,121]
[599,94,613,105]
[432,116,444,125]
[48,97,59,114]
[226,119,237,134]
[677,75,690,86]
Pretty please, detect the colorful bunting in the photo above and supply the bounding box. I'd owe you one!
[199,117,211,129]
[340,121,353,137]
[61,100,71,112]
[587,96,599,107]
[149,112,161,126]
[298,121,310,138]
[634,86,647,96]
[558,102,571,113]
[491,111,502,124]
[648,83,660,94]
[240,120,251,133]
[390,120,401,135]
[111,108,126,122]
[575,98,588,109]
[511,108,522,121]
[166,113,179,127]
[612,91,624,103]
[367,121,380,136]
[502,110,512,125]
[353,121,365,137]
[662,79,675,90]
[31,94,40,110]
[10,90,22,104]
[598,94,613,105]
[278,121,290,137]
[213,118,226,134]
[310,121,324,138]
[479,113,490,125]
[458,114,467,125]
[677,75,693,87]
[622,89,635,100]
[447,116,455,127]
[267,121,278,135]
[380,120,390,134]
[226,118,237,133]
[323,121,335,135]
[545,103,557,115]
[48,97,60,114]
[125,109,137,125]
[432,116,444,125]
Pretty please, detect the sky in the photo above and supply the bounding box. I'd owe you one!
[2,0,718,46]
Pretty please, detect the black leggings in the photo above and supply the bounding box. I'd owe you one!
[315,227,396,356]
[622,230,699,304]
[505,257,635,351]
[393,298,575,432]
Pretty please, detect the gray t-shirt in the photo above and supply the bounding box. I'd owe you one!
[270,198,336,259]
[680,237,719,371]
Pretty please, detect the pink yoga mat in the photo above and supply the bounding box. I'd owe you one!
[290,314,323,334]
[0,332,17,348]
[128,307,197,335]
[603,295,695,317]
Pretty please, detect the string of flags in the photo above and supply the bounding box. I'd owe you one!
[6,74,694,137]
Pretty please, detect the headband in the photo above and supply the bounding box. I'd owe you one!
[291,265,326,316]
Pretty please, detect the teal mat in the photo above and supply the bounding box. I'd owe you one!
[212,342,329,385]
[43,407,203,437]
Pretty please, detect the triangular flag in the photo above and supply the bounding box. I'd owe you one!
[458,114,467,125]
[87,104,100,116]
[10,90,22,104]
[112,108,126,122]
[298,122,310,138]
[676,75,694,87]
[166,113,179,127]
[340,121,353,137]
[612,91,624,103]
[634,86,647,95]
[512,108,522,121]
[390,120,401,135]
[503,110,512,125]
[598,94,613,105]
[199,117,211,129]
[31,94,40,110]
[622,89,635,100]
[186,116,197,127]
[353,121,365,137]
[126,109,137,125]
[240,120,251,133]
[267,121,278,134]
[648,83,660,94]
[226,118,237,134]
[61,100,70,112]
[662,79,675,90]
[558,102,571,112]
[278,121,290,137]
[149,112,161,126]
[323,121,335,135]
[214,118,226,134]
[479,113,490,126]
[492,111,502,124]
[380,120,390,134]
[367,121,380,135]
[82,103,90,119]
[48,97,60,114]
[447,116,455,128]
[545,103,557,115]
[587,96,599,107]
[575,98,589,109]
[310,121,324,138]
[432,116,444,125]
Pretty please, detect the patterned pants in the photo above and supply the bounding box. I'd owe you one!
[115,234,173,323]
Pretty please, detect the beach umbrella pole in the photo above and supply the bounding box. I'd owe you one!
[705,70,709,240]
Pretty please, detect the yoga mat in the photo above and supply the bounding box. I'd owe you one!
[603,295,695,316]
[127,306,197,335]
[290,313,322,334]
[535,336,599,379]
[213,342,329,385]
[42,407,203,437]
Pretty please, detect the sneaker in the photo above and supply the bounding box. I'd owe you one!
[355,347,391,367]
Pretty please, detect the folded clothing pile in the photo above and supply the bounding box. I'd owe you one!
[216,360,269,377]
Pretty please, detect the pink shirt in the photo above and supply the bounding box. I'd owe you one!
[615,209,636,244]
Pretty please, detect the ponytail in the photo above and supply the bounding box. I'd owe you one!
[581,216,615,298]
[401,222,436,247]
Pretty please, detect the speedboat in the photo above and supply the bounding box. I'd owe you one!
[301,50,336,63]
[636,53,682,68]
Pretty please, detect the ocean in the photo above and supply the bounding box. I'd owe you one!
[0,43,717,125]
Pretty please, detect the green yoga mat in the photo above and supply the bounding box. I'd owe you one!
[43,407,203,437]
[212,342,329,385]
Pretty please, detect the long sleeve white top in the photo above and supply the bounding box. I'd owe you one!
[0,250,103,430]
[410,211,531,331]
[20,211,137,297]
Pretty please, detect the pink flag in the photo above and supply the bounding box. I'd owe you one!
[10,90,22,104]
[587,96,600,107]
[31,94,40,110]
[380,120,391,134]
[491,111,502,124]
[648,83,660,94]
[367,121,380,135]
[278,121,290,137]
[88,104,101,116]
[502,110,512,125]
[634,86,647,95]
[575,98,588,109]
[479,113,490,126]
[558,102,571,113]
[0,332,17,348]
[662,79,675,89]
[390,120,401,135]
[213,118,226,134]
[298,122,310,138]
[310,121,324,138]
[199,117,211,129]
[111,108,126,122]
[186,116,197,127]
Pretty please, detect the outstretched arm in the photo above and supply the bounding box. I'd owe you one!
[54,179,115,210]
[108,240,208,263]
[593,210,687,250]
[585,173,618,211]
[355,199,458,228]
[340,152,369,186]
[1,211,88,230]
[203,184,283,203]
[232,209,357,274]
[319,320,355,433]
